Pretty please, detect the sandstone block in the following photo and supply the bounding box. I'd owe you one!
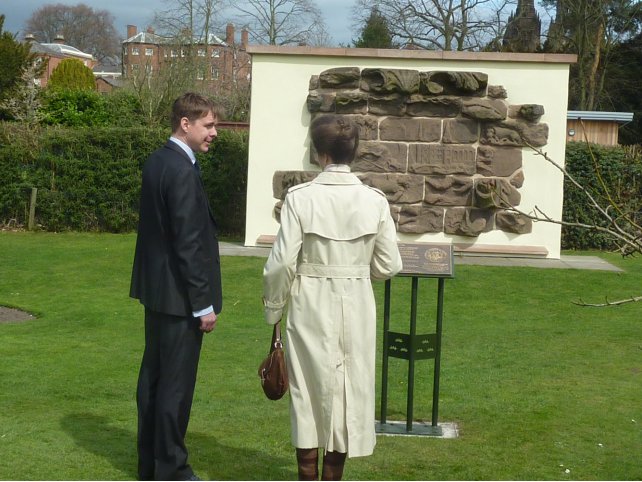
[509,104,545,122]
[353,141,408,173]
[420,71,488,96]
[476,145,522,176]
[368,93,407,116]
[274,200,283,223]
[309,75,319,90]
[487,85,507,99]
[358,173,424,203]
[510,170,525,188]
[307,91,336,113]
[462,98,508,121]
[481,120,549,147]
[336,92,368,114]
[360,68,420,94]
[380,117,441,142]
[408,144,476,175]
[444,207,494,236]
[474,178,521,208]
[398,205,444,233]
[496,210,533,234]
[319,67,361,89]
[272,170,318,199]
[425,176,473,206]
[406,95,462,117]
[442,118,478,144]
[352,115,379,140]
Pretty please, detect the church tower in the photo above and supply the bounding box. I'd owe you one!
[503,0,542,52]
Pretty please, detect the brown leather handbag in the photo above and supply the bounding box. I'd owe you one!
[258,322,289,400]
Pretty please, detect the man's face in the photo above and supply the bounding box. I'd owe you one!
[183,111,218,153]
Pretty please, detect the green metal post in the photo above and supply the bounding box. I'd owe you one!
[432,278,445,427]
[380,279,392,424]
[406,276,419,432]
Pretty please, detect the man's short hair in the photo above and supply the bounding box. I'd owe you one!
[170,92,221,132]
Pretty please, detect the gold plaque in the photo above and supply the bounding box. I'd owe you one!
[398,243,454,277]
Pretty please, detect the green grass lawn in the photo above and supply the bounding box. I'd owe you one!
[0,232,640,480]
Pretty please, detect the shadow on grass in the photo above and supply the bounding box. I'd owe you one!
[61,413,296,480]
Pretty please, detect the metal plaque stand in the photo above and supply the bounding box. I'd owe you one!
[377,243,454,437]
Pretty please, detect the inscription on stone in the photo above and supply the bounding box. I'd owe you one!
[409,145,476,175]
[397,243,454,277]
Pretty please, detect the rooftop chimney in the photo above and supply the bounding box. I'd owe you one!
[241,28,248,49]
[24,33,35,42]
[226,23,234,44]
[146,26,155,34]
[54,34,65,44]
[127,25,137,39]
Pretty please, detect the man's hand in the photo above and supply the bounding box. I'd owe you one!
[199,311,217,333]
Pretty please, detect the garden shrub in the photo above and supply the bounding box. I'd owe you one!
[0,123,249,236]
[41,90,111,127]
[48,58,96,92]
[562,142,642,251]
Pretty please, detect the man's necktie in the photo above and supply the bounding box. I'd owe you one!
[193,160,201,176]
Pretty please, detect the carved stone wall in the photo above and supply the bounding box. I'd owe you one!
[272,67,549,237]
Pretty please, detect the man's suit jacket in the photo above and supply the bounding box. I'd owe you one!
[130,141,223,317]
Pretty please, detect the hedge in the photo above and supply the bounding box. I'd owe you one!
[562,142,642,251]
[0,123,248,236]
[2,121,640,250]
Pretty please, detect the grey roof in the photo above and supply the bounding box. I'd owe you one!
[29,42,64,57]
[40,42,93,60]
[123,31,227,46]
[567,111,634,123]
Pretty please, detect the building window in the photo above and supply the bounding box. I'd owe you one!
[197,48,206,57]
[132,47,140,55]
[145,65,153,75]
[211,66,219,79]
[196,68,205,80]
[145,48,153,56]
[171,49,178,57]
[131,64,140,74]
[211,49,220,58]
[180,49,186,57]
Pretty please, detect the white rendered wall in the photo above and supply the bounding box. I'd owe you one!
[244,49,572,259]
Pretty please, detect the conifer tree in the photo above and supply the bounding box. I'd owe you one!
[48,58,96,91]
[353,7,394,49]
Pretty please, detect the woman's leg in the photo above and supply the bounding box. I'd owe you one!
[296,448,319,480]
[321,451,347,481]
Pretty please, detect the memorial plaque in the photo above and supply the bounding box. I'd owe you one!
[398,242,454,277]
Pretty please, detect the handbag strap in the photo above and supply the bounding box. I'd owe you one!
[270,322,283,352]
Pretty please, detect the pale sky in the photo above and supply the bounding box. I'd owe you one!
[1,0,357,46]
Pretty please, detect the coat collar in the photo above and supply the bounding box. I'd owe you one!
[313,170,362,185]
[164,140,193,166]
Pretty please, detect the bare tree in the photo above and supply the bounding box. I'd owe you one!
[231,0,326,46]
[154,0,226,46]
[488,127,642,306]
[352,0,517,51]
[24,3,120,63]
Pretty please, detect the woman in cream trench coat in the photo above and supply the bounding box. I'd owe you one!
[263,115,402,481]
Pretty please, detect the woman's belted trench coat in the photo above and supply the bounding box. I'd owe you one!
[263,168,402,457]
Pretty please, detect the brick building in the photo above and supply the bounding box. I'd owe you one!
[25,34,96,88]
[121,24,251,92]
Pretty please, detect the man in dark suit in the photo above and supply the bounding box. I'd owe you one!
[130,92,223,481]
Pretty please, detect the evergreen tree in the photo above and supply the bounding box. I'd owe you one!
[0,15,39,111]
[48,58,96,92]
[353,7,394,48]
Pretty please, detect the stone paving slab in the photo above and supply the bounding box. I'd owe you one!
[219,242,623,272]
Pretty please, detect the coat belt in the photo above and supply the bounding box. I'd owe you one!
[296,263,370,278]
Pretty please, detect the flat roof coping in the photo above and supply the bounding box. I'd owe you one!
[246,45,577,63]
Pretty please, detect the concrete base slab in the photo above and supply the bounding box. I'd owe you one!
[376,420,459,439]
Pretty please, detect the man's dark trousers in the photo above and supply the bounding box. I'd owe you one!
[137,308,203,481]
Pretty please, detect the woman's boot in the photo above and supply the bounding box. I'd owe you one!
[321,451,347,481]
[296,448,319,480]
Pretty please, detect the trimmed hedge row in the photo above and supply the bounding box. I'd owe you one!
[562,142,642,251]
[0,123,248,236]
[2,122,640,250]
